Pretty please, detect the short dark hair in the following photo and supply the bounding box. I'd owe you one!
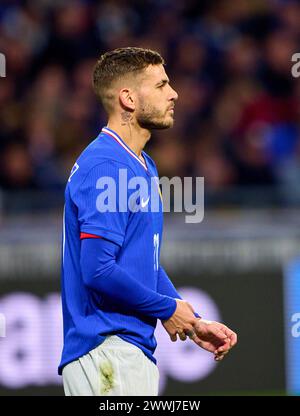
[93,47,164,113]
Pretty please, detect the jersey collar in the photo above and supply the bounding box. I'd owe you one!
[102,127,148,171]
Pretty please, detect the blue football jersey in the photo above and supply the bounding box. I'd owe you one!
[58,127,169,374]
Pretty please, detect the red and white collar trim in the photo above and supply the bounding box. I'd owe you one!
[102,127,148,171]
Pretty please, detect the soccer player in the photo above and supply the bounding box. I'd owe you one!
[59,47,237,396]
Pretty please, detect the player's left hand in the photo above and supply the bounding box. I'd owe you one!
[186,319,237,361]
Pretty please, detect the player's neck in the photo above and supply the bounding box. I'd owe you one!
[107,119,150,157]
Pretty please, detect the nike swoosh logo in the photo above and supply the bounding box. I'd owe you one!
[141,196,150,208]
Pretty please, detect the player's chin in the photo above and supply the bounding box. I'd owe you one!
[162,115,175,128]
[151,119,174,130]
[161,120,174,129]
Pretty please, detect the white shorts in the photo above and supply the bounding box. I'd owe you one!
[62,335,159,396]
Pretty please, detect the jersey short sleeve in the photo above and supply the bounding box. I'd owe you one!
[74,161,135,247]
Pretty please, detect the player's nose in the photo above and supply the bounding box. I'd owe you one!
[169,85,178,101]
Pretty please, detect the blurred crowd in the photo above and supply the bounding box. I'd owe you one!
[0,0,300,204]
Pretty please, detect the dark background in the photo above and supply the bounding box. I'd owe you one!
[0,266,285,396]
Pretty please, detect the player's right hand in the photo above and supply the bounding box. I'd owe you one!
[161,299,199,342]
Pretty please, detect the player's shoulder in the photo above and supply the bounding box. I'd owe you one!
[66,135,136,197]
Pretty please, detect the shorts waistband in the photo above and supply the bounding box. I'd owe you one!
[100,335,141,352]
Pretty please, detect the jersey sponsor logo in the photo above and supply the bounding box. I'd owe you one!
[141,196,150,208]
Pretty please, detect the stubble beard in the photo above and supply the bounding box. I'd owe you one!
[136,103,174,130]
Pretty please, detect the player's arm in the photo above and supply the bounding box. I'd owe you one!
[80,236,177,320]
[157,265,201,318]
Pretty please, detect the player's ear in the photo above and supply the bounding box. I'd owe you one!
[119,88,135,111]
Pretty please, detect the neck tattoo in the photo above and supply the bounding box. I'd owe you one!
[121,111,133,125]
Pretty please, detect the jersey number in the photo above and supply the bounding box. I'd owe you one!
[153,233,160,271]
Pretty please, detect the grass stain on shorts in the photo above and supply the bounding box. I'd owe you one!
[100,361,115,394]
